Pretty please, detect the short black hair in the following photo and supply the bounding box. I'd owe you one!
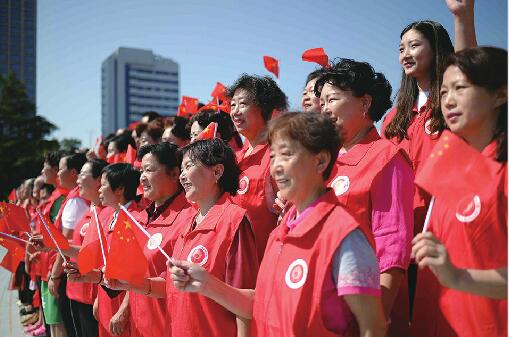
[171,116,191,141]
[142,111,161,122]
[188,110,235,142]
[102,163,140,201]
[88,159,108,179]
[227,74,288,121]
[137,142,179,172]
[305,68,326,87]
[110,133,136,152]
[41,183,55,195]
[44,151,65,168]
[315,58,392,122]
[177,139,240,195]
[65,153,87,173]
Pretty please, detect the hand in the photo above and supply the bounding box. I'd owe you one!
[445,0,474,16]
[109,308,129,336]
[29,233,51,252]
[86,148,98,161]
[104,278,130,291]
[63,261,90,283]
[29,251,40,262]
[48,277,61,298]
[93,297,99,321]
[167,258,208,293]
[411,232,459,288]
[273,191,287,213]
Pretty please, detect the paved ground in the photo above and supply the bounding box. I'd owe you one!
[0,247,26,337]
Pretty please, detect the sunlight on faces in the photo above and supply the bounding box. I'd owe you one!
[189,121,204,143]
[301,78,321,113]
[41,162,57,185]
[230,88,266,140]
[179,153,223,204]
[140,153,179,203]
[57,157,77,189]
[399,29,434,81]
[107,142,119,159]
[99,173,123,208]
[77,163,100,202]
[440,65,507,139]
[269,132,329,209]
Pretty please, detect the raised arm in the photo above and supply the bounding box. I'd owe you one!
[445,0,477,51]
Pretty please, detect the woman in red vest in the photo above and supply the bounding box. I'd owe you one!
[104,142,193,337]
[301,69,324,113]
[228,74,288,260]
[168,112,386,337]
[411,47,507,337]
[315,59,414,334]
[166,138,258,337]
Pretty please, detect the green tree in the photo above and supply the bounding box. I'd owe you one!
[0,72,60,200]
[59,138,82,153]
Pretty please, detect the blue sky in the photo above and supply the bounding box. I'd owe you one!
[36,0,507,147]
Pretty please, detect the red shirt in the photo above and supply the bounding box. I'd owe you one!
[252,190,374,337]
[166,193,258,337]
[129,192,193,337]
[411,141,507,337]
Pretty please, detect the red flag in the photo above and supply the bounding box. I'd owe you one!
[37,212,70,251]
[7,189,16,203]
[0,202,30,233]
[124,145,137,165]
[128,121,140,130]
[194,122,218,142]
[302,47,329,68]
[200,99,231,114]
[107,152,125,164]
[211,82,227,101]
[77,210,108,274]
[415,131,502,211]
[0,237,25,273]
[263,56,279,78]
[177,96,199,117]
[105,210,148,287]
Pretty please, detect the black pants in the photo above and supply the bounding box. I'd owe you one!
[71,300,98,337]
[16,263,34,305]
[57,275,79,337]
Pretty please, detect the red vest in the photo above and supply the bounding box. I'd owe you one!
[97,203,141,337]
[66,207,101,305]
[411,144,507,337]
[166,193,248,337]
[252,190,374,337]
[382,105,440,233]
[233,142,277,260]
[327,127,406,230]
[129,192,192,337]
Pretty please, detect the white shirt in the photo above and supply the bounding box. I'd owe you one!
[417,90,430,111]
[61,197,89,230]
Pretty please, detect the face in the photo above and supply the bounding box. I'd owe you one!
[41,162,57,185]
[107,142,119,159]
[440,65,506,140]
[179,153,221,204]
[320,83,369,144]
[139,131,157,148]
[99,173,121,207]
[132,130,140,149]
[140,153,178,203]
[77,163,101,202]
[32,177,44,200]
[189,121,204,143]
[57,157,77,189]
[270,133,327,208]
[230,88,266,140]
[162,128,188,148]
[399,29,434,81]
[301,78,321,113]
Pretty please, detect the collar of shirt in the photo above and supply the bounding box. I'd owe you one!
[146,192,180,224]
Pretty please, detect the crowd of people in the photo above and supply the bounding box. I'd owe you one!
[1,1,507,337]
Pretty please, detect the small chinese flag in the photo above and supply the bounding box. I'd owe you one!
[263,56,279,78]
[124,145,137,165]
[104,211,148,287]
[37,212,70,251]
[0,202,30,233]
[7,189,16,203]
[77,211,108,274]
[302,48,329,68]
[194,122,218,142]
[211,82,228,101]
[128,121,140,130]
[415,131,502,210]
[0,237,25,273]
[107,153,125,164]
[177,96,199,117]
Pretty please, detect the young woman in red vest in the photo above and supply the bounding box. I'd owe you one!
[165,139,258,337]
[168,112,386,337]
[104,142,193,337]
[315,59,414,335]
[411,47,507,337]
[228,74,288,260]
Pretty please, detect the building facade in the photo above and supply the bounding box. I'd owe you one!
[0,0,37,105]
[101,47,179,136]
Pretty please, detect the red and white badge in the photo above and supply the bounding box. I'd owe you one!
[147,233,163,250]
[237,176,250,195]
[80,222,89,237]
[455,194,481,223]
[285,259,308,289]
[424,119,439,136]
[331,176,350,196]
[187,245,209,266]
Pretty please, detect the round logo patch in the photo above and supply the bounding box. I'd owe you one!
[330,176,350,196]
[455,194,481,223]
[187,245,209,266]
[285,259,308,289]
[424,119,439,136]
[79,222,90,237]
[147,233,163,250]
[237,176,250,195]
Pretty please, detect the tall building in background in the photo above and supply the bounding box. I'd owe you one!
[0,0,37,106]
[101,47,179,136]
